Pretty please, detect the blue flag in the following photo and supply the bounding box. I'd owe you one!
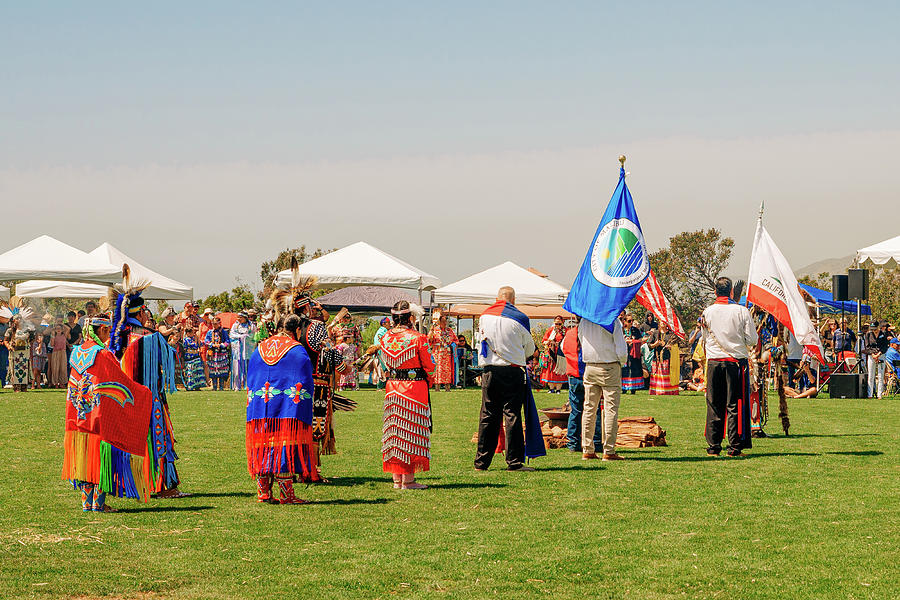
[563,166,650,330]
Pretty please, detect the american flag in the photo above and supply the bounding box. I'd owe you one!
[635,269,685,339]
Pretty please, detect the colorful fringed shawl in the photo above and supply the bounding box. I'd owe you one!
[121,332,180,492]
[246,335,319,480]
[62,341,153,500]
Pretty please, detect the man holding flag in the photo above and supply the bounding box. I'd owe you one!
[564,156,650,460]
[701,277,758,457]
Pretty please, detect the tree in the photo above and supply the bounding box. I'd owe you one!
[198,282,257,313]
[258,246,335,300]
[649,229,735,326]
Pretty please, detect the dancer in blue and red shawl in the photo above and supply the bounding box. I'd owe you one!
[621,313,645,393]
[62,313,153,512]
[272,259,345,459]
[380,301,435,489]
[205,315,230,391]
[246,313,320,504]
[700,277,758,457]
[110,266,189,498]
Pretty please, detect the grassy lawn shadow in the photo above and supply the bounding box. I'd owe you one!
[825,450,884,456]
[426,482,507,489]
[312,498,395,506]
[115,505,216,513]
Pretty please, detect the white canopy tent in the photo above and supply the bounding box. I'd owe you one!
[0,235,121,284]
[15,242,194,301]
[275,241,441,293]
[857,234,900,269]
[433,261,569,305]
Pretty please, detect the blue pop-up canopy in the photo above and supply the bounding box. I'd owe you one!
[797,283,871,316]
[739,283,871,316]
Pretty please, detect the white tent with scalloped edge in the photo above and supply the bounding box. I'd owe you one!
[433,261,569,305]
[275,241,441,292]
[0,235,121,284]
[15,242,193,300]
[857,234,900,269]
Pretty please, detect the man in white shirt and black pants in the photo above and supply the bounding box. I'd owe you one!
[474,287,537,472]
[701,277,759,457]
[578,315,628,460]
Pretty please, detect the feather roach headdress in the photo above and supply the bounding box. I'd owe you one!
[270,256,318,323]
[6,296,36,328]
[109,264,150,357]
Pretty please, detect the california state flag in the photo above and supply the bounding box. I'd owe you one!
[747,219,825,363]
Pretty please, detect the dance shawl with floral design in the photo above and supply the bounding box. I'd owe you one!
[245,335,318,478]
[62,340,153,500]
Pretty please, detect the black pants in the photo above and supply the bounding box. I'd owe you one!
[705,359,752,453]
[474,366,526,469]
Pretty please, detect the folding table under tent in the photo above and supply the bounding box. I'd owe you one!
[857,234,900,268]
[0,235,121,285]
[15,242,194,301]
[274,241,441,304]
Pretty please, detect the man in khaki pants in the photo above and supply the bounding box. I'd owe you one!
[577,316,628,460]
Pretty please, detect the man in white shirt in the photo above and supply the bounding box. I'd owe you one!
[474,287,537,471]
[577,316,628,460]
[700,277,759,457]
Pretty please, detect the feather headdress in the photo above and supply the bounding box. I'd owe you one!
[732,279,746,304]
[7,296,36,326]
[409,303,425,323]
[270,256,318,322]
[109,264,150,357]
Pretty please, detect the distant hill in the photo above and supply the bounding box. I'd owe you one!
[795,255,855,278]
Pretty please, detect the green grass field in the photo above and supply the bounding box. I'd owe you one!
[1,387,897,599]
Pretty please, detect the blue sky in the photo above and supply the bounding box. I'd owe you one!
[3,2,899,297]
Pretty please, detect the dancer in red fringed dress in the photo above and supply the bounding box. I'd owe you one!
[540,317,568,393]
[428,311,455,391]
[380,301,435,490]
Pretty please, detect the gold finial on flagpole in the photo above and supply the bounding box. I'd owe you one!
[619,155,626,167]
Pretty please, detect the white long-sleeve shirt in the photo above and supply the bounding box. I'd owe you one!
[477,301,535,367]
[701,300,758,360]
[578,318,627,365]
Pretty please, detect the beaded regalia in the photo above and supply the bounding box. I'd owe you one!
[108,266,182,494]
[62,312,154,511]
[270,258,346,455]
[246,332,320,503]
[379,320,435,475]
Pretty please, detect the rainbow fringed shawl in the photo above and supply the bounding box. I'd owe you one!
[62,341,153,500]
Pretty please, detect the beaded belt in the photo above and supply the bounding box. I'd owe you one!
[388,368,429,381]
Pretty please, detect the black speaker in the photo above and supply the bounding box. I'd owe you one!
[848,269,869,300]
[829,373,866,398]
[832,274,849,301]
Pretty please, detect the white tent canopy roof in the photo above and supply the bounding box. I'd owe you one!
[16,242,193,300]
[433,261,569,305]
[275,241,441,291]
[857,234,900,268]
[0,235,121,284]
